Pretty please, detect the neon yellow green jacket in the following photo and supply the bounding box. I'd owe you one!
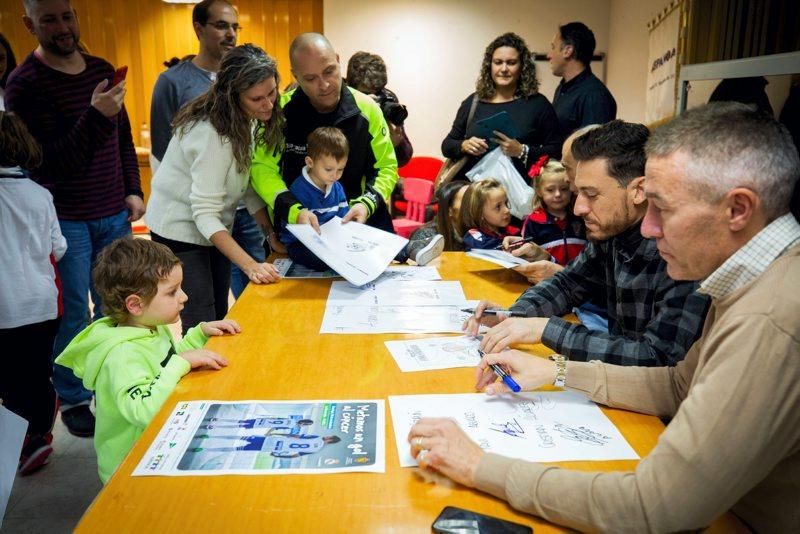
[55,318,207,483]
[251,84,398,226]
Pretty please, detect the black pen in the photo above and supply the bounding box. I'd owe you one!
[460,308,526,318]
[494,236,535,250]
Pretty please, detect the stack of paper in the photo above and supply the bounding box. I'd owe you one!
[320,279,476,334]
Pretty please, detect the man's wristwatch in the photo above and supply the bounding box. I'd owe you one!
[550,354,567,388]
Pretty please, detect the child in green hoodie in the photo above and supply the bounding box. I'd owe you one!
[56,237,236,483]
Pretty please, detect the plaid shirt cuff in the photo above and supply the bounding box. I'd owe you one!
[541,316,573,355]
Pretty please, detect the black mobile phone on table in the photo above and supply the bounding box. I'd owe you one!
[432,506,533,534]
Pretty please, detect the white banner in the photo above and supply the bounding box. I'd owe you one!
[646,5,681,123]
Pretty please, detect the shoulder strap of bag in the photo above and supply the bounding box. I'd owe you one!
[466,93,479,129]
[434,94,482,189]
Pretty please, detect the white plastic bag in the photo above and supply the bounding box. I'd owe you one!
[465,147,533,220]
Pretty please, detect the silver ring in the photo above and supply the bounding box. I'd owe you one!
[418,449,429,464]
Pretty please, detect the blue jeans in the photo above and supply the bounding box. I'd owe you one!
[230,209,266,299]
[52,209,131,406]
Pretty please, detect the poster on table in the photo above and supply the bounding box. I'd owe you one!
[274,260,441,282]
[645,2,682,124]
[133,400,385,476]
[389,391,639,466]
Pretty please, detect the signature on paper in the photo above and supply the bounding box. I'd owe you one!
[516,395,556,421]
[553,422,611,446]
[489,418,526,438]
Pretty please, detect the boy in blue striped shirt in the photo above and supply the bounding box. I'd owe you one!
[280,126,350,270]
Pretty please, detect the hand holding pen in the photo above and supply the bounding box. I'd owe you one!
[495,236,535,250]
[478,347,521,393]
[461,300,514,336]
[475,348,557,396]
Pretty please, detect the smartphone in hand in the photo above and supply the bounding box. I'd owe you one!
[432,506,533,534]
[111,65,128,87]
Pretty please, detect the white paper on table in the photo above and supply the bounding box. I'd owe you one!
[133,399,385,476]
[467,249,529,268]
[327,280,466,307]
[320,300,481,334]
[384,335,481,372]
[389,391,639,466]
[373,265,441,283]
[0,405,28,523]
[273,258,340,278]
[286,217,408,286]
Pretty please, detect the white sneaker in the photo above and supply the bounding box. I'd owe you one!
[412,234,444,266]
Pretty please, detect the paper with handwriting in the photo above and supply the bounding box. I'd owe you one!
[384,335,481,372]
[389,391,638,466]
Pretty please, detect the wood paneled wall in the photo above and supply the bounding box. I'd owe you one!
[0,0,323,146]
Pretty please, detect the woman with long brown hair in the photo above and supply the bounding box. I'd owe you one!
[146,44,283,333]
[441,32,561,182]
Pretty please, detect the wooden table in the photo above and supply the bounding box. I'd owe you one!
[76,252,740,532]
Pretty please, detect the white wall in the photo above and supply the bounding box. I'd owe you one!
[324,0,610,157]
[606,0,673,123]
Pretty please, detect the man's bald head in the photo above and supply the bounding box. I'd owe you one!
[289,32,342,113]
[289,33,335,69]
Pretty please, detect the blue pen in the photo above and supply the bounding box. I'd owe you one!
[477,347,521,393]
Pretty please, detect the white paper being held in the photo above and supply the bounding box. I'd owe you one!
[286,216,408,286]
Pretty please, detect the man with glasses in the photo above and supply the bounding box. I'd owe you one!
[151,0,238,164]
[150,0,274,298]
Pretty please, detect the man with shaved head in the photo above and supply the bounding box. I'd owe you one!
[252,33,399,239]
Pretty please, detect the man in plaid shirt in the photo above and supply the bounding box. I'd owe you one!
[466,120,709,366]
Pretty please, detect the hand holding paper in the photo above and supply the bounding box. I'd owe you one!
[341,203,368,224]
[297,209,321,235]
[408,418,484,486]
[492,130,524,158]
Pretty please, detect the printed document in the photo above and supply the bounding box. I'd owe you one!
[389,392,638,466]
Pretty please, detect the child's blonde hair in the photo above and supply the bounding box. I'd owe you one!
[531,161,568,211]
[460,178,506,232]
[93,237,182,323]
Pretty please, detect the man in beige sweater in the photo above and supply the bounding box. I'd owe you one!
[409,102,800,532]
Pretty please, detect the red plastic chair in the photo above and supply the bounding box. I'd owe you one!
[394,156,444,216]
[392,178,434,238]
[398,156,444,181]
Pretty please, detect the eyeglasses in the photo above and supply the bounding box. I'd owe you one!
[205,21,242,32]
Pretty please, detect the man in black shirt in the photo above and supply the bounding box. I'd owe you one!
[548,22,616,137]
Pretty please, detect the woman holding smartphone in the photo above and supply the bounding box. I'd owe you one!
[146,44,282,333]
